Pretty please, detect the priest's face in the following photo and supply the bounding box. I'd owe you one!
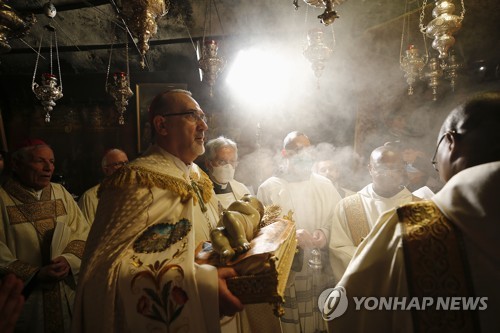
[158,93,208,164]
[15,146,55,191]
[369,148,406,197]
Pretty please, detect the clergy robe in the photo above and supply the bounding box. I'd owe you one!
[257,172,342,333]
[0,178,89,333]
[328,184,415,283]
[214,178,251,209]
[327,161,500,332]
[72,145,222,333]
[77,184,99,225]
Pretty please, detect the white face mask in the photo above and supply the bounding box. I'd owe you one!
[211,164,235,184]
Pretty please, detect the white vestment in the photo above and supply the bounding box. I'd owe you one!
[412,185,435,199]
[329,184,415,283]
[328,161,500,333]
[77,184,99,224]
[216,179,251,209]
[0,179,89,333]
[72,145,222,333]
[257,173,342,333]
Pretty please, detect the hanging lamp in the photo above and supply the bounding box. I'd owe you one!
[198,0,226,97]
[105,30,133,125]
[32,19,63,123]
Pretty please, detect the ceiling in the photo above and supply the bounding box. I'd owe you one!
[1,0,499,79]
[0,0,499,175]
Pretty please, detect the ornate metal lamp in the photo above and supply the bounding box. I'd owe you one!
[199,40,225,97]
[400,45,426,95]
[198,0,226,97]
[106,72,133,125]
[398,0,463,100]
[444,50,460,91]
[32,73,63,123]
[422,57,443,100]
[419,0,465,59]
[105,34,133,125]
[120,0,168,68]
[0,1,35,53]
[399,0,428,96]
[303,28,333,87]
[32,24,63,123]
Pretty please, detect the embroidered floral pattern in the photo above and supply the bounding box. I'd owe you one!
[131,259,188,329]
[133,219,191,253]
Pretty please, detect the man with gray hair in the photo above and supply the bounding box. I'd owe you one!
[205,136,250,209]
[77,148,129,224]
[72,90,243,333]
[0,139,89,333]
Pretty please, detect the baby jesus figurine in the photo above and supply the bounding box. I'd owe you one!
[210,194,265,264]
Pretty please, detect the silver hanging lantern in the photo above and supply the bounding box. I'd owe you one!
[105,34,133,125]
[32,23,63,123]
[422,57,443,101]
[198,39,225,97]
[443,51,461,91]
[106,72,133,125]
[197,0,227,97]
[32,73,63,123]
[400,44,426,95]
[303,28,333,87]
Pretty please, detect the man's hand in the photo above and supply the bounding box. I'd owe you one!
[0,274,25,333]
[296,229,327,249]
[37,256,70,283]
[217,267,244,318]
[312,229,327,248]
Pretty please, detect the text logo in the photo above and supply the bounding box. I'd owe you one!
[318,286,348,321]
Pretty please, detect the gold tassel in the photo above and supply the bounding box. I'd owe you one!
[99,165,213,206]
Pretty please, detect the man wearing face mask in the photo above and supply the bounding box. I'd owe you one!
[205,136,250,209]
[328,142,421,283]
[257,131,342,333]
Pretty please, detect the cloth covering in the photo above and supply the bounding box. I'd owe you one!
[72,145,222,333]
[0,178,89,333]
[328,184,415,283]
[328,161,500,332]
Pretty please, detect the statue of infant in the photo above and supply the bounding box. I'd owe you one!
[210,194,265,264]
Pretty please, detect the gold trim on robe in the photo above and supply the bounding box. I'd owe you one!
[100,163,213,207]
[399,201,480,333]
[344,194,370,246]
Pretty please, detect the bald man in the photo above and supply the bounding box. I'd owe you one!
[326,92,500,332]
[328,143,420,283]
[257,131,342,333]
[77,149,129,224]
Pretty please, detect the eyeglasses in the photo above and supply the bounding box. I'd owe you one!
[162,111,207,124]
[213,159,238,167]
[105,161,128,168]
[431,130,456,172]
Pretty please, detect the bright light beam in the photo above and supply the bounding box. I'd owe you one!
[225,47,297,110]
